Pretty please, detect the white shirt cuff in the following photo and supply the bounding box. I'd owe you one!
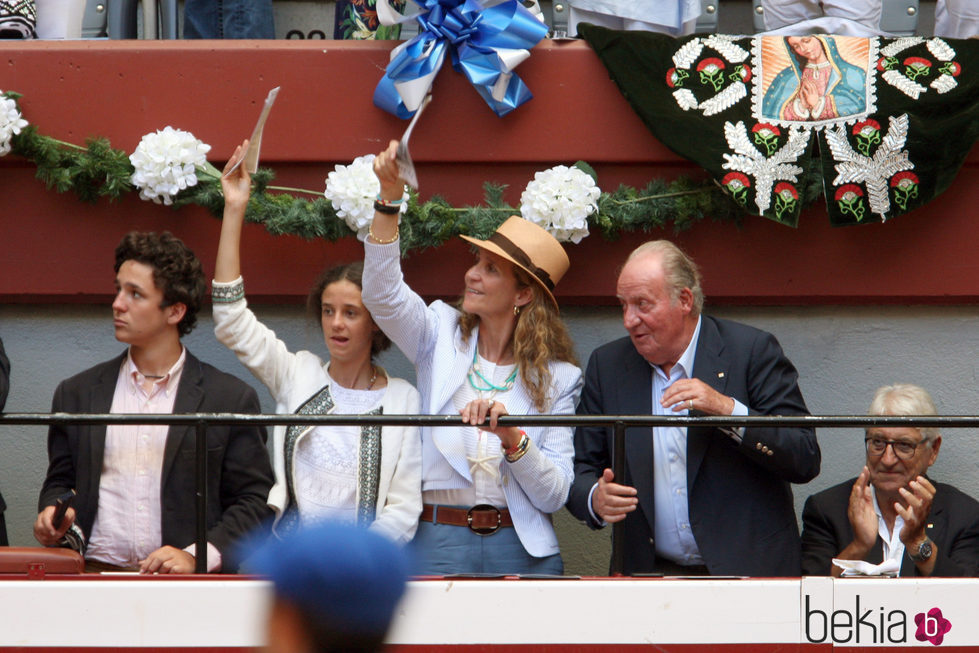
[586,482,608,528]
[184,542,223,573]
[724,399,748,443]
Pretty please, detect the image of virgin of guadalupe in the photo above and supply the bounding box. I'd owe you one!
[761,35,869,123]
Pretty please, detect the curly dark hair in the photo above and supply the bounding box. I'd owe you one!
[114,231,205,337]
[306,261,391,358]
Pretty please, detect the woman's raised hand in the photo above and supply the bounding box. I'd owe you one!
[214,139,251,283]
[221,139,252,211]
[373,140,404,201]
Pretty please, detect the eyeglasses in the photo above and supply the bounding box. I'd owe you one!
[864,436,926,460]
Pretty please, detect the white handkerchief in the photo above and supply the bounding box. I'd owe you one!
[833,558,901,577]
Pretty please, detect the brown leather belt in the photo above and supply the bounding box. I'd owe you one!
[421,503,513,536]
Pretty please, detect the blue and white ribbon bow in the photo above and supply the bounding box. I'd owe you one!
[374,0,549,118]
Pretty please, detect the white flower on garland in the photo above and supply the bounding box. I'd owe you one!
[1,93,28,156]
[324,154,406,241]
[519,165,599,243]
[130,126,211,205]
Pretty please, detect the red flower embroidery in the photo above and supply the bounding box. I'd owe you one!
[666,67,688,88]
[835,184,863,202]
[890,171,919,189]
[852,119,880,137]
[697,57,725,73]
[941,61,962,77]
[774,182,798,200]
[722,172,750,189]
[904,56,932,69]
[752,123,781,138]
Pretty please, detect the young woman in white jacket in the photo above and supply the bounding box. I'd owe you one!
[211,141,421,544]
[363,141,583,574]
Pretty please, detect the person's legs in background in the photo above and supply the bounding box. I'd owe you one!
[183,0,274,38]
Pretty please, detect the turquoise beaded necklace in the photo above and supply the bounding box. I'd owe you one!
[467,347,518,395]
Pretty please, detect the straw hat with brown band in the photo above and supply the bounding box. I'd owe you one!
[459,216,570,311]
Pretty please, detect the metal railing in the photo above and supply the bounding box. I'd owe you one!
[2,412,975,574]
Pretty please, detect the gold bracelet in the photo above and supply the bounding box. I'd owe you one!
[503,432,530,463]
[368,221,399,245]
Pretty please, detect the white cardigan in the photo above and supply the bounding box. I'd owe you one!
[362,241,583,557]
[212,286,422,544]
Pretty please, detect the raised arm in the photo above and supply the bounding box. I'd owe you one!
[215,140,251,284]
[369,140,402,244]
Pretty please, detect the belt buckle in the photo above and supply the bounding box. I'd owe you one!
[467,504,502,536]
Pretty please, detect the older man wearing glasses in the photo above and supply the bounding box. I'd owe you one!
[801,384,979,577]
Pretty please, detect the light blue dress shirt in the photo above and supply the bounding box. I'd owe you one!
[588,316,748,566]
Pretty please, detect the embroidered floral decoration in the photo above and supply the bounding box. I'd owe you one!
[666,67,688,88]
[721,171,751,206]
[751,123,781,157]
[697,58,726,92]
[730,63,751,84]
[773,182,798,222]
[890,171,919,210]
[835,184,866,222]
[939,60,961,77]
[852,119,882,157]
[903,56,933,82]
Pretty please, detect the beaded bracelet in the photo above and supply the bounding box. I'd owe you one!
[375,193,405,206]
[212,279,246,304]
[368,222,400,245]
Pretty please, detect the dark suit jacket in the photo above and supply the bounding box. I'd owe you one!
[38,350,274,572]
[801,477,979,577]
[567,315,820,576]
[0,337,8,545]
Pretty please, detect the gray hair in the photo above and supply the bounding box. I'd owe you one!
[867,383,940,443]
[625,240,704,315]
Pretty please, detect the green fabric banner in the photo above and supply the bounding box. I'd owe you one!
[580,24,979,227]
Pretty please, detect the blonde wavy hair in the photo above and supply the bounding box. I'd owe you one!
[458,266,577,412]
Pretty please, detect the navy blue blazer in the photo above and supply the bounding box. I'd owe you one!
[567,315,820,576]
[38,350,274,572]
[801,477,979,577]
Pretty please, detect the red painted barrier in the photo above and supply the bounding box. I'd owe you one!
[2,40,977,304]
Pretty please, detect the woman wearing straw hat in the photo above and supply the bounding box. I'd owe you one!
[363,141,582,575]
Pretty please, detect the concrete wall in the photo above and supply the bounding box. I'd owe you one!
[3,301,977,575]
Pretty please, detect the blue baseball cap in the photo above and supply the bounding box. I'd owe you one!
[246,521,412,637]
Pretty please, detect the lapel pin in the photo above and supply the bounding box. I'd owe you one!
[718,372,725,378]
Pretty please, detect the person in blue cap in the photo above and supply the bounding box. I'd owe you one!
[248,521,412,653]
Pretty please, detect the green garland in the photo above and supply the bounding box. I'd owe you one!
[6,91,750,252]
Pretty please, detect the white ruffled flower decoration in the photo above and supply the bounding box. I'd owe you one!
[0,93,28,156]
[129,126,211,205]
[519,165,600,243]
[324,154,406,241]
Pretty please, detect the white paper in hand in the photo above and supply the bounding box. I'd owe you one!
[225,87,280,177]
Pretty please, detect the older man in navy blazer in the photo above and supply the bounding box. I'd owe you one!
[568,240,820,576]
[801,384,979,577]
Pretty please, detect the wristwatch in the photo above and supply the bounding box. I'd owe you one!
[907,537,934,563]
